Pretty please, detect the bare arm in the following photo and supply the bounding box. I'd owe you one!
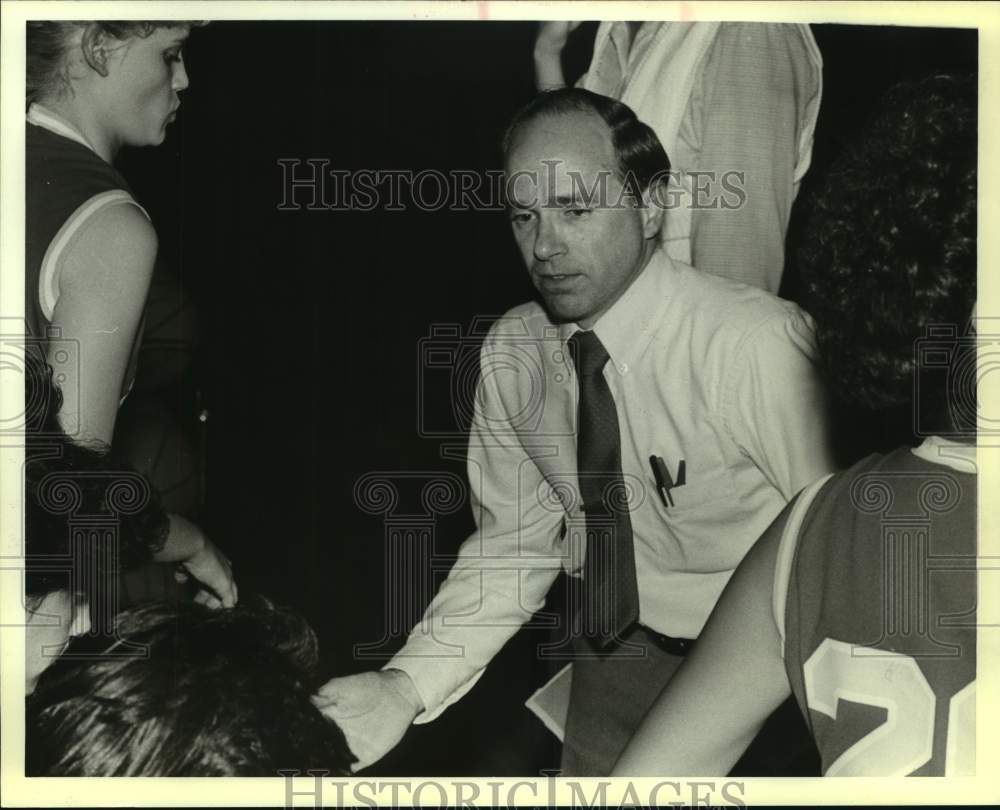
[47,203,236,607]
[533,22,582,90]
[48,202,156,447]
[612,501,795,775]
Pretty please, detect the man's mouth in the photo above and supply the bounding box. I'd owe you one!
[536,272,583,292]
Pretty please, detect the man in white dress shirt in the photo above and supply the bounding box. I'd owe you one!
[317,88,834,774]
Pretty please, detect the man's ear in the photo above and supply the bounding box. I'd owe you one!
[80,24,112,78]
[639,178,666,240]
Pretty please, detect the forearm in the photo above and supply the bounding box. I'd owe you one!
[534,47,567,90]
[391,561,560,720]
[534,21,579,90]
[151,512,206,563]
[398,333,564,717]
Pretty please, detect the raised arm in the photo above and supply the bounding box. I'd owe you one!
[533,22,582,90]
[612,501,795,775]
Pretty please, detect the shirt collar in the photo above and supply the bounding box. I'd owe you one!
[608,21,657,71]
[911,435,977,473]
[608,22,633,82]
[558,249,674,375]
[27,102,100,155]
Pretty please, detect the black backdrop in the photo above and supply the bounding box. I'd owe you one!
[114,21,977,775]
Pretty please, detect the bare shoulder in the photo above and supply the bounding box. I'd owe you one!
[59,202,157,295]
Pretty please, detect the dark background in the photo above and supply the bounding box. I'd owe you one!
[113,22,977,775]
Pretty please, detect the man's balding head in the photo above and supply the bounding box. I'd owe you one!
[502,88,670,199]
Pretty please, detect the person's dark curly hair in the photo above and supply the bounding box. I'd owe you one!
[799,74,976,436]
[24,356,169,607]
[27,599,355,776]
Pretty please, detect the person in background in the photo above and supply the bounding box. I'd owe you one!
[25,21,235,606]
[534,21,822,293]
[613,74,977,777]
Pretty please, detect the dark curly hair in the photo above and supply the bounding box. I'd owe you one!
[26,21,205,106]
[799,74,977,435]
[25,355,169,607]
[27,599,355,776]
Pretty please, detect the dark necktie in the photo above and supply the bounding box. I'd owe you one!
[569,330,640,647]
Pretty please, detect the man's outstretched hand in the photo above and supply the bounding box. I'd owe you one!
[314,669,424,771]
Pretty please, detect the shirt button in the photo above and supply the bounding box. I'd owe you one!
[619,363,629,374]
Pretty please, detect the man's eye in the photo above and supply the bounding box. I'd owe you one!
[509,212,533,224]
[565,208,590,217]
[164,50,183,64]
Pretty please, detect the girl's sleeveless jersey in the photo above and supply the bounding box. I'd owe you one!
[26,121,144,398]
[781,446,976,776]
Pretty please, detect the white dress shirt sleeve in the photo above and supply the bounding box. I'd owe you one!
[387,332,567,722]
[722,307,835,500]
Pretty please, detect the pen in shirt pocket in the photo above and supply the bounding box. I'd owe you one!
[649,455,686,508]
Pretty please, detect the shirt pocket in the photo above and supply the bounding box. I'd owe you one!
[667,470,735,511]
[658,469,752,573]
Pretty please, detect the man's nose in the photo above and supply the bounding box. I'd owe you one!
[533,217,566,261]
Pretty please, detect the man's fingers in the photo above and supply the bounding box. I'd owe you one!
[312,693,336,710]
[316,674,366,700]
[313,679,348,706]
[319,697,371,719]
[315,682,341,702]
